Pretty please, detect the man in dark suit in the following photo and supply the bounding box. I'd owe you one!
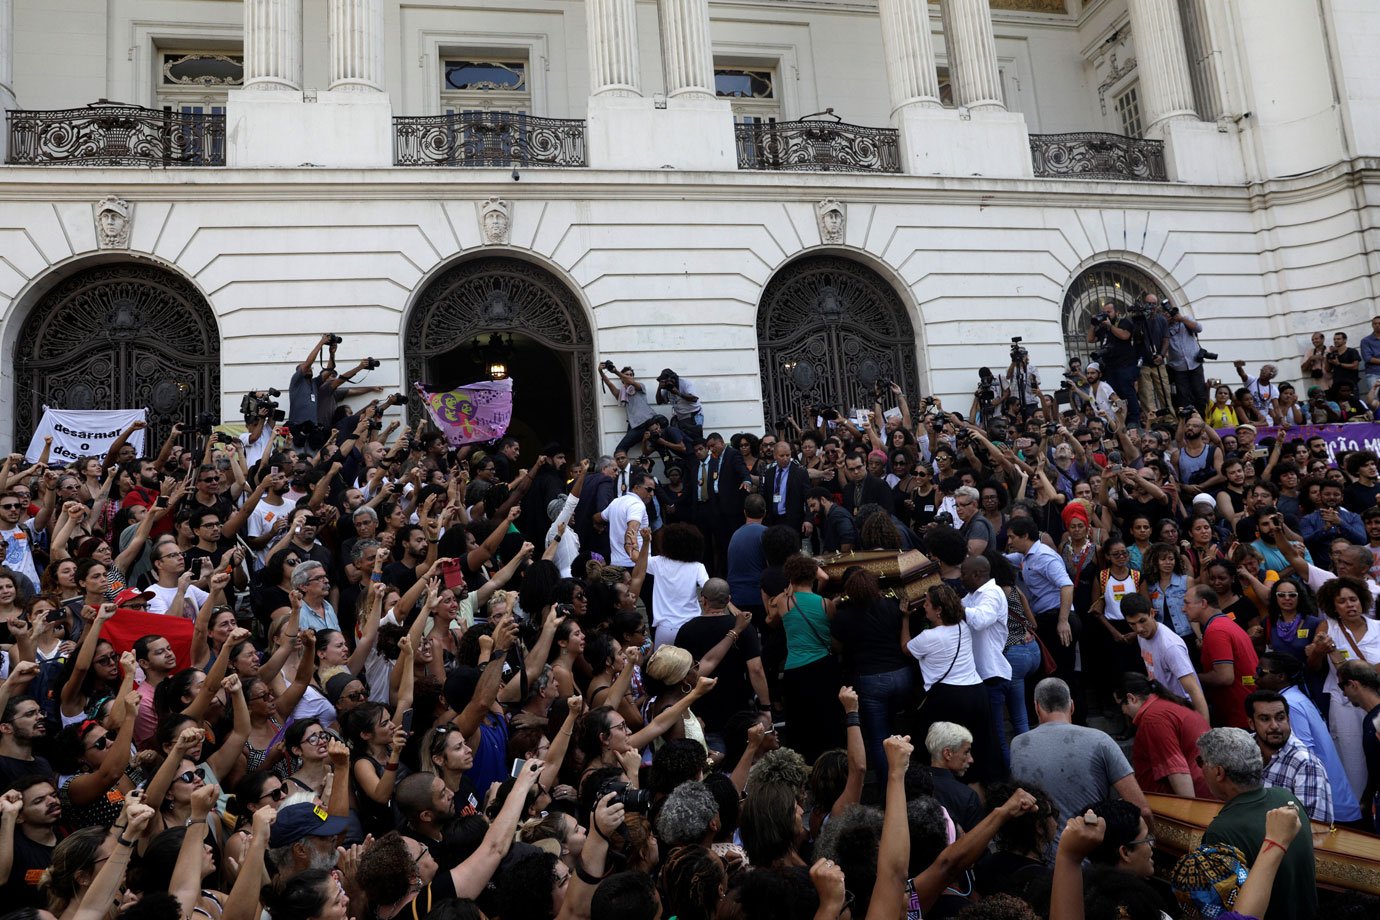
[839,449,895,517]
[574,454,618,559]
[708,432,752,574]
[764,440,810,535]
[807,487,858,553]
[686,439,718,567]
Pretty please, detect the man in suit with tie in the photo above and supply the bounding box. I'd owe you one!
[611,450,633,496]
[839,449,895,517]
[764,441,809,535]
[707,432,752,574]
[687,440,719,567]
[574,455,618,559]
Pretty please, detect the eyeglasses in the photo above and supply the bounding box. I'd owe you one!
[1110,550,1130,557]
[303,732,330,746]
[157,550,185,562]
[955,500,975,508]
[258,786,286,802]
[199,521,222,528]
[92,653,118,667]
[0,503,22,511]
[1127,834,1156,848]
[307,575,330,584]
[174,770,201,784]
[248,689,277,702]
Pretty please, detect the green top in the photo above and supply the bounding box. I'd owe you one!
[1201,785,1316,920]
[783,591,831,670]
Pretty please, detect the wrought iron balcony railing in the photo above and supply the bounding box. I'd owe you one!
[735,118,902,173]
[1029,132,1167,182]
[394,112,587,167]
[7,103,226,166]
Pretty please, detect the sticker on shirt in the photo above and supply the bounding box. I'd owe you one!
[1241,675,1255,687]
[1297,628,1309,638]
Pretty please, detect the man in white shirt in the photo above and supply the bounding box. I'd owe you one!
[145,538,210,617]
[1234,359,1281,408]
[1075,363,1117,418]
[959,556,1013,763]
[602,472,653,568]
[1122,593,1209,722]
[245,468,292,566]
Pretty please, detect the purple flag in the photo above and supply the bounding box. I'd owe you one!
[415,379,514,446]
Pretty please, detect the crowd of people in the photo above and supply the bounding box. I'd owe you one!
[1,319,1379,920]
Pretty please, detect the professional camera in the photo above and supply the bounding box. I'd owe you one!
[773,418,788,430]
[363,357,381,371]
[955,430,971,448]
[1196,348,1219,362]
[975,384,996,404]
[598,780,652,813]
[1091,313,1111,326]
[1044,423,1059,437]
[1164,303,1180,318]
[1178,405,1196,419]
[240,389,286,424]
[819,406,839,422]
[600,359,618,373]
[934,511,955,527]
[195,411,217,437]
[1125,301,1148,317]
[325,333,343,347]
[1009,336,1027,361]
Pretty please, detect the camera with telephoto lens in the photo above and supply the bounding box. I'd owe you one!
[1010,336,1027,361]
[212,432,235,445]
[935,511,955,527]
[1044,423,1058,437]
[195,411,217,437]
[601,360,618,373]
[363,357,381,371]
[1126,302,1148,317]
[325,333,343,346]
[1196,348,1219,362]
[1091,313,1111,326]
[240,390,285,425]
[975,383,996,404]
[819,406,839,422]
[599,779,652,813]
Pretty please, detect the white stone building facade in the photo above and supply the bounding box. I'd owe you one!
[1,0,1378,456]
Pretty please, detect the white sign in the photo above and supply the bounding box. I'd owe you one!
[25,407,147,466]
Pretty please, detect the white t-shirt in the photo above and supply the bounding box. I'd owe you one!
[1137,625,1197,701]
[1102,572,1138,621]
[246,497,291,565]
[0,526,39,585]
[1245,375,1281,406]
[647,556,710,649]
[146,582,210,617]
[605,493,650,567]
[239,429,271,469]
[906,622,982,690]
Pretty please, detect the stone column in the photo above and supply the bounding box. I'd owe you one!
[0,0,12,162]
[243,0,302,91]
[328,0,384,92]
[660,0,715,99]
[1126,0,1198,134]
[588,0,641,96]
[878,0,941,115]
[939,0,1005,111]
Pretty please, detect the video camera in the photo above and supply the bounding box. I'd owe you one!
[1010,336,1027,362]
[240,389,285,425]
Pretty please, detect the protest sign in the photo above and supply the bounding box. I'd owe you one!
[25,407,146,465]
[415,379,514,446]
[1216,422,1380,464]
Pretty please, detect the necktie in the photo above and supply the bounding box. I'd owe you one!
[776,466,788,515]
[619,470,628,495]
[699,460,709,502]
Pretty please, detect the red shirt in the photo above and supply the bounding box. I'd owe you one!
[121,485,172,538]
[1200,613,1259,728]
[1130,693,1213,797]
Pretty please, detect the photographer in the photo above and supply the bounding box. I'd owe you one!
[1163,301,1208,411]
[655,368,704,441]
[1134,295,1172,418]
[1325,331,1362,392]
[1004,340,1041,420]
[600,363,667,454]
[970,367,1001,426]
[1085,303,1141,428]
[288,333,380,450]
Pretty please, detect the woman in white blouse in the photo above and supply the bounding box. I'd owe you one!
[901,584,1002,785]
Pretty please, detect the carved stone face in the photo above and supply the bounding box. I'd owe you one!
[483,209,508,240]
[97,208,128,244]
[822,209,842,234]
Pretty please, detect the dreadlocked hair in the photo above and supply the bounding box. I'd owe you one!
[660,845,726,920]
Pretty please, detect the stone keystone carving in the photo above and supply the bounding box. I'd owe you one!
[480,198,512,245]
[816,198,845,244]
[95,196,133,249]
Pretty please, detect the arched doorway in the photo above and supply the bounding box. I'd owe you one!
[757,255,920,431]
[13,261,221,444]
[1062,261,1168,368]
[404,256,597,459]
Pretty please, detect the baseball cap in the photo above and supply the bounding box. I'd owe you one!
[115,587,156,607]
[269,802,351,848]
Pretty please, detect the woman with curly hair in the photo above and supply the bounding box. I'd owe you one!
[647,523,710,650]
[1311,575,1379,802]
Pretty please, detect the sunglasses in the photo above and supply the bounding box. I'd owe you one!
[0,503,22,511]
[93,653,118,667]
[258,786,286,802]
[87,734,112,752]
[174,770,201,784]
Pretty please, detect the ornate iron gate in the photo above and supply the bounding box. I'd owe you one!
[404,257,598,459]
[14,262,221,444]
[1061,261,1168,369]
[757,256,920,431]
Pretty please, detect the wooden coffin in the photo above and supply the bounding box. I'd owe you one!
[815,549,942,601]
[1146,792,1380,895]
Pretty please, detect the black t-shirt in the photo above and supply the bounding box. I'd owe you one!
[1096,316,1138,364]
[759,566,788,608]
[184,539,235,579]
[382,560,420,594]
[0,754,53,790]
[830,598,912,677]
[675,616,763,733]
[1,830,55,909]
[1334,347,1362,388]
[1343,481,1380,515]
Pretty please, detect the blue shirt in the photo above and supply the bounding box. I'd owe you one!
[1299,507,1366,568]
[1361,333,1380,372]
[298,599,339,633]
[1007,542,1072,616]
[1281,684,1362,822]
[726,522,768,608]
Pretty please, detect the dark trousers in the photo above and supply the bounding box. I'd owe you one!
[1170,366,1208,412]
[615,416,666,454]
[1029,610,1085,726]
[1103,363,1142,428]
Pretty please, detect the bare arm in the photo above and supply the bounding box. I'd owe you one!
[832,687,865,818]
[205,674,250,780]
[452,759,543,898]
[626,677,716,750]
[222,806,274,920]
[865,736,914,920]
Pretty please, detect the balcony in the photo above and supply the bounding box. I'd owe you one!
[1029,132,1167,182]
[735,116,902,174]
[6,102,226,166]
[394,111,587,167]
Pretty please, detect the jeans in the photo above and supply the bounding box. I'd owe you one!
[990,639,1042,766]
[855,665,915,783]
[615,415,667,454]
[1170,365,1207,412]
[1103,362,1142,428]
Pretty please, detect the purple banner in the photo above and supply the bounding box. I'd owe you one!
[415,378,513,446]
[1215,422,1380,464]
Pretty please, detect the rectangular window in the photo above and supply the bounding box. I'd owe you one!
[441,58,530,114]
[1115,85,1143,138]
[715,66,780,125]
[155,51,242,164]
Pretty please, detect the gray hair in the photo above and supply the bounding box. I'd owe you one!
[699,578,731,608]
[349,539,380,564]
[291,561,325,590]
[1033,677,1072,713]
[597,455,615,475]
[1196,728,1263,789]
[353,506,378,524]
[954,485,980,505]
[925,722,973,760]
[655,781,719,848]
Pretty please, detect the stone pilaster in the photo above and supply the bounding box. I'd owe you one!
[879,0,942,115]
[243,0,303,91]
[660,0,715,99]
[1126,0,1199,135]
